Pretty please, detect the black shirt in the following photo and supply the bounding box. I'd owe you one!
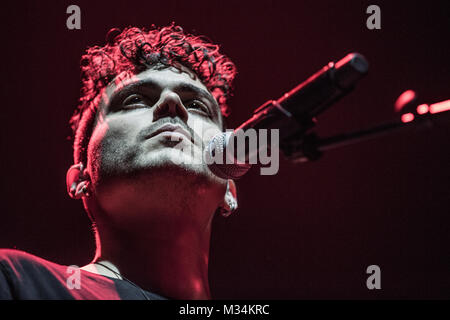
[0,249,166,300]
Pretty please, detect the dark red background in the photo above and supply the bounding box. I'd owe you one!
[1,0,449,299]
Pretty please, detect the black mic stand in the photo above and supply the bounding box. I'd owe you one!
[280,92,450,163]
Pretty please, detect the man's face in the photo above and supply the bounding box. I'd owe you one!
[86,66,227,223]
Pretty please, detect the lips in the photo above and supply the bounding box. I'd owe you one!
[147,123,193,143]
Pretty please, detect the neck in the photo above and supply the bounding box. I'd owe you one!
[89,206,214,299]
[82,171,226,300]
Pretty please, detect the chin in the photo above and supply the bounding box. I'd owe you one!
[130,149,206,182]
[139,148,227,188]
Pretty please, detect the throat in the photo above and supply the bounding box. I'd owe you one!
[92,218,213,299]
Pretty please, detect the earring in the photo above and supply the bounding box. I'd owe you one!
[67,163,90,199]
[222,198,238,217]
[75,181,90,198]
[219,183,238,217]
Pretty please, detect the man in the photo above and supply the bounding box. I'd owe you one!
[0,24,238,300]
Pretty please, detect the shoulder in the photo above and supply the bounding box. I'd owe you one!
[0,249,66,299]
[0,248,40,262]
[0,248,68,281]
[0,249,80,299]
[0,248,54,268]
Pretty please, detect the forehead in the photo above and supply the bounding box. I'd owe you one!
[144,68,206,90]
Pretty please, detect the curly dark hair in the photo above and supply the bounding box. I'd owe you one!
[70,23,237,165]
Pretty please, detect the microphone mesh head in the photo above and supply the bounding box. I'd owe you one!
[204,132,252,180]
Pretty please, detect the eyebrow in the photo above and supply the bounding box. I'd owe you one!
[113,79,214,102]
[175,82,215,103]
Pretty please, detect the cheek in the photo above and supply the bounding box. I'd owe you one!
[87,121,109,174]
[87,114,144,180]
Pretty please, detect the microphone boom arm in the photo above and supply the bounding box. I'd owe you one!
[281,101,450,163]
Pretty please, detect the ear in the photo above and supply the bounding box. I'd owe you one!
[219,179,238,217]
[66,163,91,199]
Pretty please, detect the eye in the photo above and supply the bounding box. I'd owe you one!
[122,94,147,108]
[185,100,210,116]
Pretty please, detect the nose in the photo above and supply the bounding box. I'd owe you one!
[152,89,189,123]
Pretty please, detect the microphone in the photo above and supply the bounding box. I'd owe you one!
[205,53,369,179]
